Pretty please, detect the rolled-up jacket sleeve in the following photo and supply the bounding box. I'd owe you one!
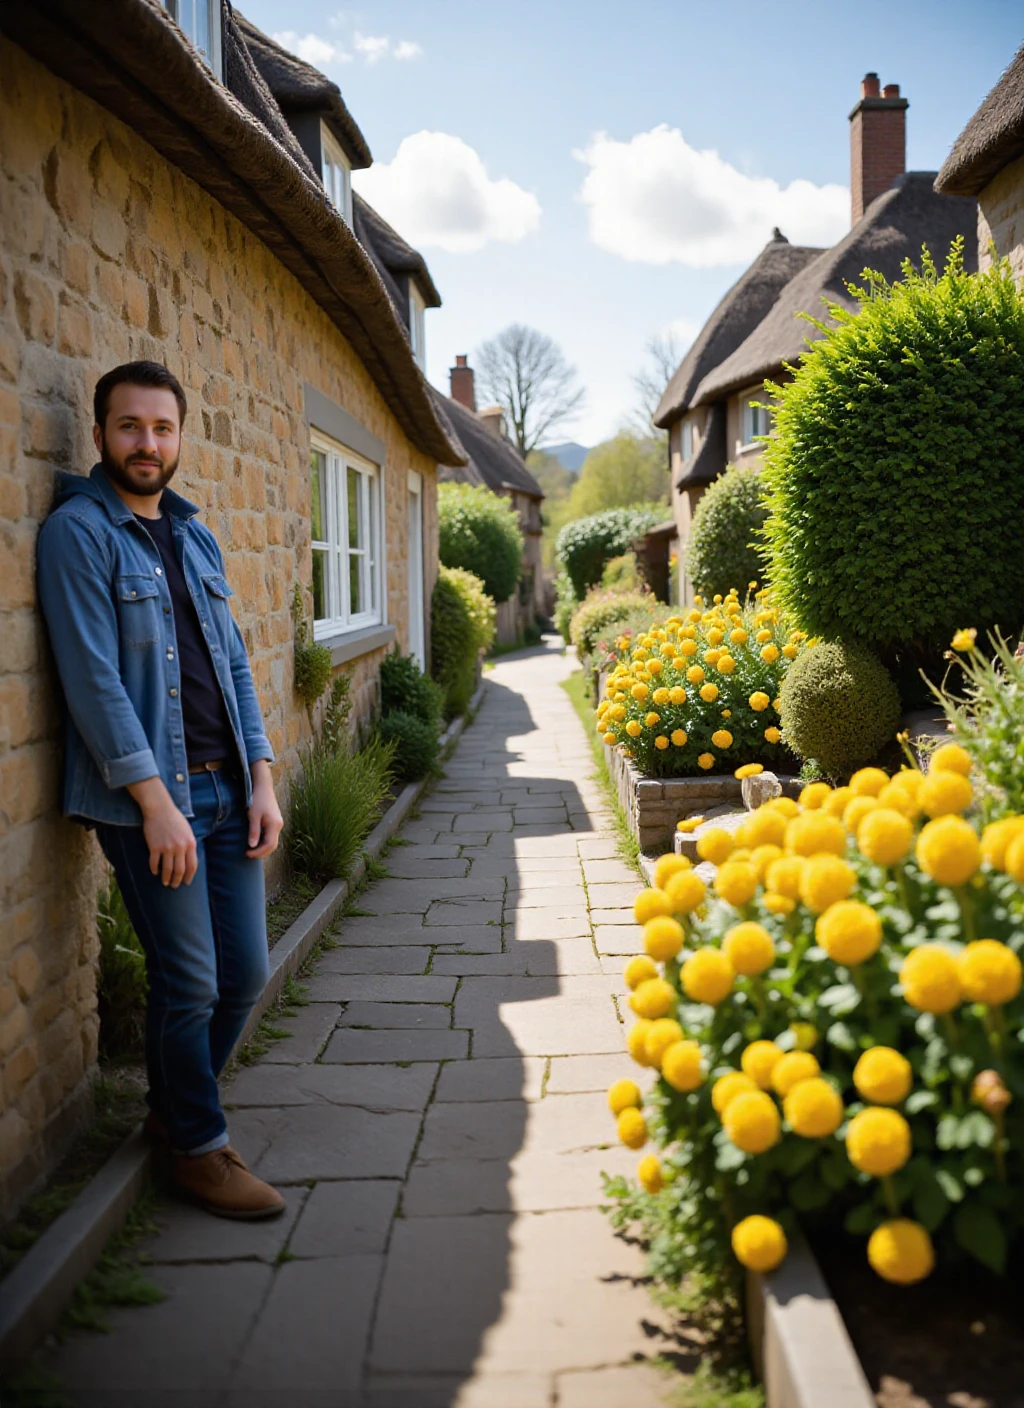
[37,513,159,790]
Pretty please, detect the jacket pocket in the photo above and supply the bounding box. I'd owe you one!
[115,575,161,648]
[201,574,234,600]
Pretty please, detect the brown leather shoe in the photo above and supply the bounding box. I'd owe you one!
[172,1146,286,1220]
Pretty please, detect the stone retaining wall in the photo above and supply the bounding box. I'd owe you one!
[603,742,745,855]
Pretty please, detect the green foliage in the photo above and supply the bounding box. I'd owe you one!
[287,738,395,883]
[687,466,768,602]
[96,874,147,1061]
[438,482,523,604]
[569,588,654,659]
[291,583,332,717]
[556,504,665,599]
[931,631,1024,819]
[566,432,667,519]
[779,639,901,776]
[763,245,1024,657]
[553,570,578,642]
[600,551,642,592]
[377,710,440,782]
[318,673,352,756]
[380,648,443,727]
[430,565,496,718]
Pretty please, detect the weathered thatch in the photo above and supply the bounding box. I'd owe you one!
[654,232,823,429]
[0,0,464,465]
[436,394,544,499]
[935,43,1024,197]
[676,401,727,491]
[355,197,442,311]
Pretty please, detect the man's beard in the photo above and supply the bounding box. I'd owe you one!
[100,439,180,497]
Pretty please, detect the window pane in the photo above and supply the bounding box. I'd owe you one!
[368,476,378,611]
[349,552,362,616]
[194,0,210,60]
[310,450,326,541]
[347,467,360,549]
[312,549,327,621]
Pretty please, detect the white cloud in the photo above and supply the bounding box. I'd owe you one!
[575,125,849,268]
[354,32,391,64]
[353,132,541,254]
[663,316,702,351]
[272,30,350,66]
[394,40,423,61]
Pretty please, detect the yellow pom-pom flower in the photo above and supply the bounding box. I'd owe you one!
[951,628,977,652]
[652,687,671,706]
[664,869,706,913]
[1006,832,1024,883]
[631,682,649,702]
[654,735,670,751]
[644,916,685,962]
[980,815,1024,870]
[608,1078,642,1115]
[930,742,972,777]
[634,888,673,925]
[798,854,856,914]
[714,861,759,908]
[712,1070,757,1114]
[645,1018,685,1067]
[679,638,698,657]
[858,808,914,867]
[867,1219,934,1284]
[816,900,882,966]
[723,922,776,976]
[900,945,962,1014]
[763,891,795,915]
[785,812,847,858]
[631,977,678,1020]
[920,771,974,818]
[799,782,832,810]
[732,1215,788,1272]
[661,1039,704,1092]
[653,852,690,889]
[916,815,981,887]
[724,1090,782,1154]
[849,767,889,798]
[698,753,715,771]
[681,947,735,1005]
[712,728,734,749]
[738,807,788,849]
[700,683,720,703]
[735,763,764,780]
[749,844,784,882]
[846,1107,911,1176]
[617,1107,648,1149]
[957,939,1022,1006]
[697,827,735,865]
[671,728,688,747]
[784,1076,844,1138]
[854,1047,912,1105]
[749,691,770,712]
[771,1050,820,1097]
[766,796,800,819]
[823,786,854,819]
[843,795,880,834]
[741,1040,782,1091]
[602,732,617,745]
[764,726,782,744]
[624,955,659,990]
[765,854,806,900]
[761,643,780,663]
[687,665,705,684]
[645,711,661,728]
[730,628,749,645]
[627,1018,654,1066]
[637,1154,664,1193]
[669,686,687,705]
[626,720,642,738]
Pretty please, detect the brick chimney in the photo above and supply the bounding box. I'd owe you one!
[849,72,908,225]
[449,355,476,412]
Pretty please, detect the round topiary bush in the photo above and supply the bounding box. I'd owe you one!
[779,640,901,776]
[380,648,443,727]
[377,710,439,782]
[687,466,768,602]
[438,483,523,604]
[430,566,496,718]
[763,245,1024,658]
[555,505,665,599]
[569,588,653,660]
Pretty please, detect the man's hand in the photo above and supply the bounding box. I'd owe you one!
[128,776,198,888]
[247,759,283,860]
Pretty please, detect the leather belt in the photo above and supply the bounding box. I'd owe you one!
[188,759,226,775]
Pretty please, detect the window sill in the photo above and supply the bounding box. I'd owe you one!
[736,441,764,456]
[317,621,396,666]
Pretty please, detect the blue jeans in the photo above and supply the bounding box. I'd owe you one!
[96,769,269,1155]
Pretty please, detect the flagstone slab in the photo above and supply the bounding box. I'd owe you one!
[434,1057,546,1105]
[321,1028,469,1064]
[402,1146,635,1217]
[557,1363,679,1407]
[234,1105,422,1182]
[303,974,458,1004]
[546,1054,642,1095]
[425,899,503,926]
[430,925,505,953]
[508,884,587,908]
[339,1001,452,1029]
[430,938,599,978]
[315,945,432,975]
[506,911,593,940]
[592,924,642,955]
[383,858,470,880]
[225,1062,438,1111]
[289,1180,401,1258]
[249,1002,341,1063]
[143,1188,307,1265]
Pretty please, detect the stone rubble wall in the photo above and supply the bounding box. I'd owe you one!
[977,153,1024,284]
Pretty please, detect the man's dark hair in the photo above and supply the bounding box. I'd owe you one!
[93,361,187,429]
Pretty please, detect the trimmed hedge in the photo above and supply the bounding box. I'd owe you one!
[555,505,664,599]
[377,711,439,782]
[380,648,443,727]
[568,588,654,660]
[779,639,901,776]
[431,566,496,718]
[687,466,768,601]
[438,482,523,604]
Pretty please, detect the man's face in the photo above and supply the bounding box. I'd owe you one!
[93,383,182,497]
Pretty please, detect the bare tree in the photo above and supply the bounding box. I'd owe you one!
[475,324,585,456]
[630,331,685,437]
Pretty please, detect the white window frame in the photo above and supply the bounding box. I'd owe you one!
[407,471,425,669]
[680,418,694,461]
[321,124,353,226]
[161,0,222,76]
[310,432,384,639]
[408,282,427,371]
[740,399,772,450]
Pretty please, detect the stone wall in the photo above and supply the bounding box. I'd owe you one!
[0,39,437,1220]
[603,742,746,855]
[977,154,1024,282]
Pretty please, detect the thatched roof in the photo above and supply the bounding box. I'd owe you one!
[936,43,1024,197]
[354,197,442,311]
[1,0,463,465]
[233,10,372,169]
[692,173,977,405]
[436,394,544,501]
[654,232,823,429]
[675,401,727,492]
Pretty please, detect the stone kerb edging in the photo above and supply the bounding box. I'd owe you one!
[0,686,485,1374]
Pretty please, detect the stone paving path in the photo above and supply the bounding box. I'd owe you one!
[45,641,689,1407]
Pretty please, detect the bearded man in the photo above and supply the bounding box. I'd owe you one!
[37,361,285,1219]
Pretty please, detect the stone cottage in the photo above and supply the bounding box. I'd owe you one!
[0,0,463,1220]
[654,73,977,600]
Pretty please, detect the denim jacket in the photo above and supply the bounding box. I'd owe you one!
[36,465,273,826]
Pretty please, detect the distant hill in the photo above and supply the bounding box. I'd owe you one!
[544,441,589,474]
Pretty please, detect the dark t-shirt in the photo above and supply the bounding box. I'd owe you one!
[135,510,235,768]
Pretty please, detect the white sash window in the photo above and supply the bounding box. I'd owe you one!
[310,436,383,636]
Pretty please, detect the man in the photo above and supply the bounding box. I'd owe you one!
[38,361,285,1220]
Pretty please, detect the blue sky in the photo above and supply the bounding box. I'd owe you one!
[241,0,1022,446]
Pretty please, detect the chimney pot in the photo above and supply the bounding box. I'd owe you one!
[455,354,467,367]
[849,72,908,225]
[882,83,900,98]
[450,356,476,412]
[861,72,880,97]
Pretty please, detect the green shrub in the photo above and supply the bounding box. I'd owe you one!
[287,738,396,882]
[600,551,642,592]
[569,588,654,660]
[380,648,443,727]
[377,710,440,782]
[687,466,768,601]
[779,639,901,776]
[553,571,578,642]
[763,245,1024,659]
[96,874,147,1061]
[291,583,332,719]
[931,629,1024,820]
[438,483,523,603]
[555,505,664,599]
[431,566,496,718]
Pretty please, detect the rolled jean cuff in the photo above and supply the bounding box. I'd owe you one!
[176,1131,230,1158]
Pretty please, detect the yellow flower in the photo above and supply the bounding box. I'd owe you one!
[696,827,735,865]
[714,861,759,907]
[645,1018,685,1067]
[849,767,889,798]
[930,742,972,777]
[664,869,706,913]
[698,753,715,771]
[610,705,627,721]
[957,939,1022,1005]
[652,687,671,706]
[671,729,688,747]
[687,665,705,684]
[853,1047,912,1105]
[661,1039,704,1092]
[1007,832,1024,883]
[712,728,734,749]
[624,955,659,990]
[730,628,749,645]
[868,1220,934,1285]
[669,686,687,705]
[816,900,882,966]
[653,853,690,889]
[916,815,981,887]
[607,1078,642,1115]
[843,795,880,833]
[706,627,724,645]
[761,644,780,663]
[655,735,670,750]
[735,763,764,780]
[700,683,720,703]
[626,720,642,738]
[723,922,775,976]
[951,628,977,652]
[617,1107,648,1149]
[784,1077,844,1138]
[763,891,795,915]
[846,1107,911,1176]
[712,1071,757,1114]
[799,854,856,914]
[676,815,704,834]
[631,682,649,701]
[637,1154,664,1193]
[748,691,770,712]
[765,854,805,900]
[738,807,788,849]
[679,638,698,657]
[771,1051,820,1097]
[823,786,854,819]
[798,782,832,810]
[633,888,673,925]
[919,770,973,819]
[749,844,784,883]
[782,644,798,660]
[741,1040,782,1091]
[724,1090,782,1154]
[645,711,661,728]
[644,915,685,962]
[756,629,772,644]
[785,812,847,858]
[602,732,617,745]
[630,977,678,1020]
[764,726,782,744]
[858,808,913,866]
[717,654,737,674]
[732,1215,787,1272]
[627,1018,654,1065]
[647,658,664,676]
[900,945,962,1014]
[980,815,1024,869]
[681,947,735,1005]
